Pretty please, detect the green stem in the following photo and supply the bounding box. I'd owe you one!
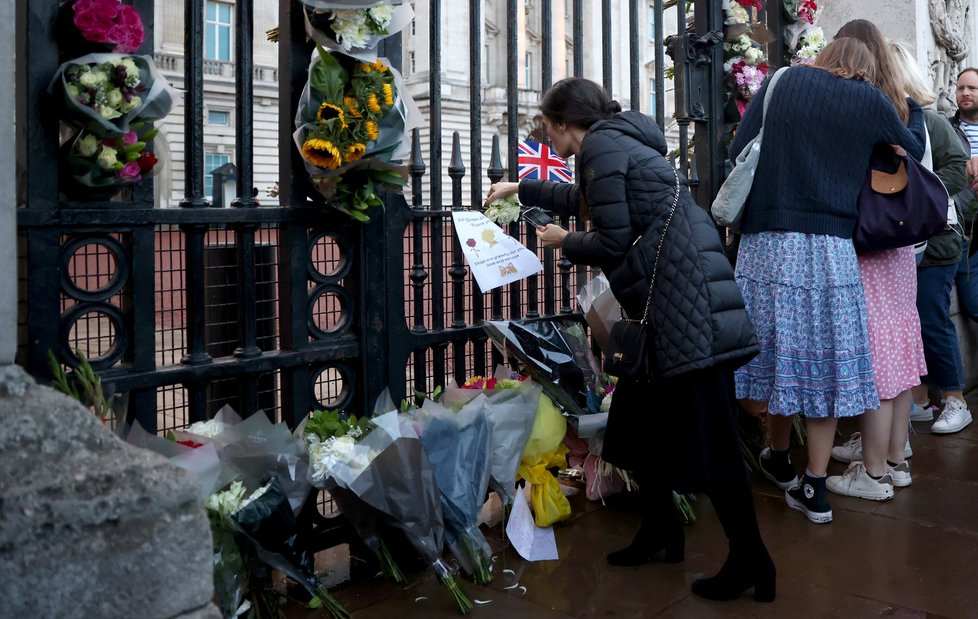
[375,539,405,583]
[312,586,349,619]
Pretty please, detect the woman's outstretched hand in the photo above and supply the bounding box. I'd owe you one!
[484,182,519,208]
[537,224,568,249]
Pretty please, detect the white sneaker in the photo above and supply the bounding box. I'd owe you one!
[931,397,973,434]
[826,462,894,501]
[831,431,913,463]
[910,401,934,422]
[830,432,863,464]
[887,461,912,488]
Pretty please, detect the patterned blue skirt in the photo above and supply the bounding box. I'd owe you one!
[734,231,879,418]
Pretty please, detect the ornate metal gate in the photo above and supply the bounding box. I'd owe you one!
[15,0,779,549]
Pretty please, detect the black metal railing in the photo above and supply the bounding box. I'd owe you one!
[16,0,736,551]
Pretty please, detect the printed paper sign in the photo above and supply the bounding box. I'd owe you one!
[452,211,544,293]
[506,487,559,561]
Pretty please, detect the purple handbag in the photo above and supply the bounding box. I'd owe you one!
[853,144,949,253]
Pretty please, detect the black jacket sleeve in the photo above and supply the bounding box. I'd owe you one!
[518,178,582,217]
[560,133,634,267]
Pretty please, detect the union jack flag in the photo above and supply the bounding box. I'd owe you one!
[517,140,573,182]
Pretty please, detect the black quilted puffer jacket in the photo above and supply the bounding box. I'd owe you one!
[518,111,758,377]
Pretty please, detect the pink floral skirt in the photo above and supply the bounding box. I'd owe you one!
[858,246,927,400]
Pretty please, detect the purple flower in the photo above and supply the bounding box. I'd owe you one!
[117,161,141,180]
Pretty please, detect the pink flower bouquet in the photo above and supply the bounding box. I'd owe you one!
[56,0,146,58]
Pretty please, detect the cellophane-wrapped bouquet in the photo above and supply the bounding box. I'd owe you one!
[305,408,474,613]
[403,396,494,585]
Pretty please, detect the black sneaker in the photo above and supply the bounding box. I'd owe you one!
[758,447,800,490]
[785,474,833,524]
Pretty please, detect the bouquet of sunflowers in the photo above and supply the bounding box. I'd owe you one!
[293,44,416,222]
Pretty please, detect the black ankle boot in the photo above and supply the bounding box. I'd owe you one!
[606,525,684,566]
[691,548,776,602]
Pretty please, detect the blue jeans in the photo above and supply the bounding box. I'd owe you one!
[955,240,978,320]
[917,260,965,391]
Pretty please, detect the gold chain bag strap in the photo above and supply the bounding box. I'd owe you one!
[602,167,682,380]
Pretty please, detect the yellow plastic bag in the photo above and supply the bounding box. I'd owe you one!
[517,395,571,527]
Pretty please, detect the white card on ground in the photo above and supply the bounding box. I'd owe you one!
[505,486,559,561]
[452,210,543,293]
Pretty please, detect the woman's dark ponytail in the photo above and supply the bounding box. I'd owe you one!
[540,78,620,129]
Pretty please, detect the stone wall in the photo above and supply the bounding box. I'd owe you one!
[0,366,219,619]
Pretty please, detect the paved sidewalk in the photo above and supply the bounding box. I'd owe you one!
[288,391,978,618]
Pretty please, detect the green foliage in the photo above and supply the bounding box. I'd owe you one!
[304,408,376,442]
[47,349,109,420]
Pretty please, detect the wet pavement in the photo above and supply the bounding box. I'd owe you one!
[287,391,978,618]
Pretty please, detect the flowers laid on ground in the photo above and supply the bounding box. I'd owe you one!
[404,397,495,585]
[294,44,413,221]
[303,408,405,583]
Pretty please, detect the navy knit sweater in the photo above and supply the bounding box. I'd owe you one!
[730,66,926,238]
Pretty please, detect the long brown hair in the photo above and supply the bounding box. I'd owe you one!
[835,19,909,124]
[812,38,876,84]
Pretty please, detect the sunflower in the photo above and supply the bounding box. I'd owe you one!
[344,96,362,118]
[344,142,367,163]
[358,62,373,74]
[382,83,394,107]
[364,120,379,141]
[366,93,382,113]
[301,137,343,170]
[316,102,347,128]
[370,60,388,73]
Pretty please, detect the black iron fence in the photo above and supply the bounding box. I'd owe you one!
[16,0,750,547]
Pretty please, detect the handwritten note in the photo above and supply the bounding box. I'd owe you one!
[506,487,559,561]
[452,211,543,292]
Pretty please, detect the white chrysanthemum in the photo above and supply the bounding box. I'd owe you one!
[797,45,819,60]
[307,434,376,486]
[330,10,371,51]
[743,46,764,65]
[368,5,394,29]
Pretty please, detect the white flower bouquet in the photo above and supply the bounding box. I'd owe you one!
[301,1,414,59]
[49,53,178,134]
[311,409,475,613]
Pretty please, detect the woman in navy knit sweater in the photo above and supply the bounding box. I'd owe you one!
[729,38,926,523]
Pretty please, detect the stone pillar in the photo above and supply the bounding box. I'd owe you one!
[0,1,15,366]
[0,369,220,619]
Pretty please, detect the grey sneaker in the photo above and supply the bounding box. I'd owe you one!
[910,401,934,422]
[931,397,973,434]
[887,461,912,488]
[826,462,894,501]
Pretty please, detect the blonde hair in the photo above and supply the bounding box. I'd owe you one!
[812,38,876,83]
[889,41,937,106]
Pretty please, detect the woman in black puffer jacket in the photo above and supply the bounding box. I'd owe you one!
[485,77,774,603]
